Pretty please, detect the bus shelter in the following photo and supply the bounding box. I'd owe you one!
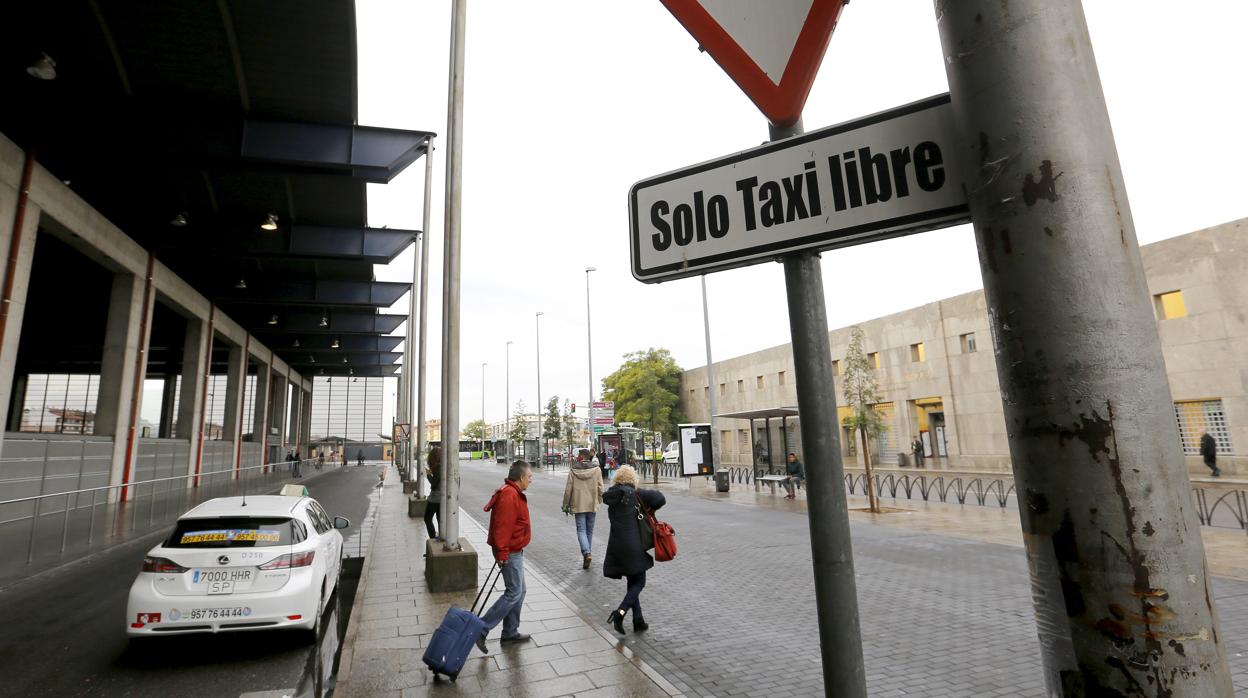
[713,406,800,477]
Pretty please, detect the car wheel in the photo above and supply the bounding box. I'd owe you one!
[307,582,325,643]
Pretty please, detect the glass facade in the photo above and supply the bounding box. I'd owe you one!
[309,377,385,442]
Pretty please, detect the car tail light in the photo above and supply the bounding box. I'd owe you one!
[141,556,188,573]
[259,550,316,570]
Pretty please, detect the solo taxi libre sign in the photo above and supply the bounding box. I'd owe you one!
[628,94,970,283]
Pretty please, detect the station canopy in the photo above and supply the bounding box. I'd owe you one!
[714,407,800,421]
[0,0,432,377]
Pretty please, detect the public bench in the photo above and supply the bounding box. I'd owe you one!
[757,473,790,494]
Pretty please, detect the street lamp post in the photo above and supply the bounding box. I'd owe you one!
[535,311,543,466]
[585,266,596,449]
[505,340,512,460]
[480,362,487,459]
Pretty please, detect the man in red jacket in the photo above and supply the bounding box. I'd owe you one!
[476,459,533,652]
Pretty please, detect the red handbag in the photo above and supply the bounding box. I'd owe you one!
[636,494,677,562]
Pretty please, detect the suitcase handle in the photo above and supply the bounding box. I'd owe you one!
[470,562,501,616]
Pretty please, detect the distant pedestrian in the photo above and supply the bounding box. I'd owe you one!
[424,448,442,540]
[602,464,665,635]
[1200,431,1221,477]
[317,450,325,470]
[285,449,296,478]
[562,448,604,569]
[476,460,534,652]
[783,452,805,499]
[596,448,608,479]
[292,449,302,478]
[911,435,925,468]
[357,450,365,467]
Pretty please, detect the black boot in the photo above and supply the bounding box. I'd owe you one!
[606,609,626,635]
[633,618,649,632]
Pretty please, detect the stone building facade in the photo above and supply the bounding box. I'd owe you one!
[680,218,1247,476]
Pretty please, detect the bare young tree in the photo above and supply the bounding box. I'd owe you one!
[841,326,884,512]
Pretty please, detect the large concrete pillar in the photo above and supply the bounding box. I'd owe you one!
[300,387,312,455]
[271,372,288,456]
[222,343,246,473]
[252,356,271,462]
[96,267,154,495]
[178,317,210,478]
[0,168,40,454]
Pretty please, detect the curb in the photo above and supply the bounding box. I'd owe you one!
[329,469,393,696]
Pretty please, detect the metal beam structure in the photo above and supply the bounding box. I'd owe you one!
[160,225,418,265]
[250,333,403,353]
[216,280,410,308]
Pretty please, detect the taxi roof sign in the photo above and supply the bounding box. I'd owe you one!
[280,484,309,498]
[658,0,847,127]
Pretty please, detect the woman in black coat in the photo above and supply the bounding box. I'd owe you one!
[602,464,666,634]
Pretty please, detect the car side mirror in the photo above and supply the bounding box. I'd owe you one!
[333,516,350,529]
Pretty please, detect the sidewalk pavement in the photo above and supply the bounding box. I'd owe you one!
[335,471,681,697]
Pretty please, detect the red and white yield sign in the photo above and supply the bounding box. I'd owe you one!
[658,0,847,127]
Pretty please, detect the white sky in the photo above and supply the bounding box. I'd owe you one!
[355,0,1248,431]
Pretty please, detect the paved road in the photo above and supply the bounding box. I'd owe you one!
[0,464,380,697]
[456,459,1248,697]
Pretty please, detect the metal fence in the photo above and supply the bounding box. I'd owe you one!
[642,463,1247,535]
[0,454,334,584]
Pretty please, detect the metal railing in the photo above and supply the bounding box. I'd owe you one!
[0,458,332,574]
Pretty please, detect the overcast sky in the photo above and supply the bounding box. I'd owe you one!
[354,0,1248,431]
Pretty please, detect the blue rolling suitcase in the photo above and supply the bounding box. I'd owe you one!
[422,563,501,681]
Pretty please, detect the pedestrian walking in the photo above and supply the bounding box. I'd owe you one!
[602,464,665,635]
[285,449,296,478]
[782,452,805,499]
[317,450,325,470]
[357,450,365,467]
[911,435,925,468]
[562,448,604,569]
[1200,431,1222,477]
[596,448,608,480]
[476,460,534,652]
[424,447,442,540]
[292,449,302,478]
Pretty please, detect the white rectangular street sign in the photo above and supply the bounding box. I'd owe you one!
[628,94,970,283]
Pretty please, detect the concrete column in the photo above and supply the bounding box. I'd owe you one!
[158,377,177,438]
[271,373,288,455]
[96,270,153,492]
[178,317,209,477]
[7,374,27,431]
[222,344,246,472]
[301,388,312,454]
[252,361,271,463]
[0,184,40,454]
[289,380,302,456]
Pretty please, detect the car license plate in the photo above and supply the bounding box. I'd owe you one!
[192,568,252,594]
[181,607,252,621]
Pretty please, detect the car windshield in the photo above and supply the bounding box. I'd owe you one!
[165,517,294,548]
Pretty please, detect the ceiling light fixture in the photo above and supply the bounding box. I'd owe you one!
[308,355,316,363]
[292,339,300,348]
[235,278,247,290]
[170,212,188,227]
[260,213,279,231]
[267,314,278,325]
[319,314,329,328]
[318,368,325,375]
[331,338,340,349]
[342,356,348,364]
[27,53,57,80]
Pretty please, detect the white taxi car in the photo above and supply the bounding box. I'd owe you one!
[126,493,348,637]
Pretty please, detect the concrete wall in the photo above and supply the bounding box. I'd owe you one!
[682,218,1248,476]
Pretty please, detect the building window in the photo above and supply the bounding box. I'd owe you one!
[689,389,695,401]
[868,352,881,369]
[1154,290,1187,320]
[832,360,841,376]
[736,379,744,393]
[1174,400,1232,455]
[910,343,926,363]
[704,386,709,398]
[719,383,726,397]
[960,332,977,354]
[756,375,765,390]
[778,371,787,386]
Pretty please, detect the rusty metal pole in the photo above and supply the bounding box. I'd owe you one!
[934,1,1230,694]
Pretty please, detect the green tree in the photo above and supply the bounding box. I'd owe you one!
[508,400,529,454]
[841,325,883,512]
[562,398,577,450]
[462,418,488,451]
[601,348,686,442]
[543,396,561,453]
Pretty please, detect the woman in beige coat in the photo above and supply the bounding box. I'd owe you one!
[562,448,605,569]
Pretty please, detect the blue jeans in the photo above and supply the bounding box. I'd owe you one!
[574,512,596,556]
[480,551,526,638]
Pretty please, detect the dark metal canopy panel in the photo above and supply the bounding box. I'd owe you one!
[0,0,429,372]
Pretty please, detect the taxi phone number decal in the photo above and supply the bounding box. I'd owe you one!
[179,529,280,544]
[175,607,253,620]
